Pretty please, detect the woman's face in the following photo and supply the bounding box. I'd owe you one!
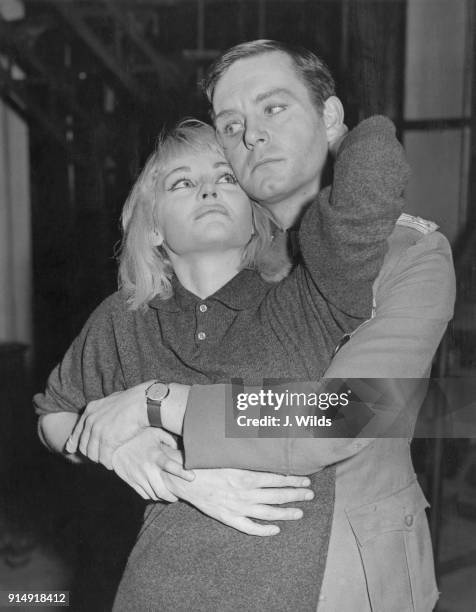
[155,147,253,256]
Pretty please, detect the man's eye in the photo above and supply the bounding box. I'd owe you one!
[169,178,194,191]
[219,120,244,137]
[217,172,237,185]
[265,104,286,115]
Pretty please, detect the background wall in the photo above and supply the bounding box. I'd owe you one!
[0,1,474,610]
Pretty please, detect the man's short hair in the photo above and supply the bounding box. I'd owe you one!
[202,39,336,115]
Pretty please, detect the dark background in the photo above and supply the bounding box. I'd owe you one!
[0,1,474,610]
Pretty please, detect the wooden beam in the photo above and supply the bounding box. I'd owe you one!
[0,17,91,125]
[53,1,150,104]
[103,0,182,91]
[0,63,87,166]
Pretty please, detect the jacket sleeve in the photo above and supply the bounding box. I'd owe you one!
[183,230,456,473]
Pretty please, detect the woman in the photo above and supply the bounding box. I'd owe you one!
[35,117,407,610]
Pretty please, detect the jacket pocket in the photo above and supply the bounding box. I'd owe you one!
[346,481,438,612]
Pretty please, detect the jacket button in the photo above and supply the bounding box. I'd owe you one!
[404,513,414,527]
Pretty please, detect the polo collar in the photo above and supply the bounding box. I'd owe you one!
[148,269,269,312]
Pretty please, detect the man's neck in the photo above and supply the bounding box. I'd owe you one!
[263,185,320,230]
[168,249,243,299]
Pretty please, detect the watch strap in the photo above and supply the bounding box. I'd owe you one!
[147,402,164,428]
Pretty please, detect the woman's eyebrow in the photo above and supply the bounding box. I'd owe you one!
[163,166,191,181]
[214,161,231,168]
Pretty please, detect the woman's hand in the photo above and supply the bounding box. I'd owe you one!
[65,383,152,467]
[162,449,315,537]
[111,428,195,502]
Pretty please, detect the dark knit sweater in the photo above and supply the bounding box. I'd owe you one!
[34,117,408,611]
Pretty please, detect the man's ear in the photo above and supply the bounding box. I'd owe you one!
[322,96,345,143]
[151,227,164,247]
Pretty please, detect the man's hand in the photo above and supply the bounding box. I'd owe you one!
[65,382,154,468]
[162,449,314,537]
[111,428,195,502]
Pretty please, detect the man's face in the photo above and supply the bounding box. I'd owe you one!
[212,52,330,210]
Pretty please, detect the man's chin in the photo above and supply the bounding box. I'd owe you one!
[247,179,286,206]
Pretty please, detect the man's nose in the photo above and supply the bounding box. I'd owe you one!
[243,120,268,150]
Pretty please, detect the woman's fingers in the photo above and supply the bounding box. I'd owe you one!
[160,455,195,482]
[65,415,86,453]
[147,472,179,503]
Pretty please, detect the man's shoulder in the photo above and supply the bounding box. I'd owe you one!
[373,214,454,298]
[384,215,451,270]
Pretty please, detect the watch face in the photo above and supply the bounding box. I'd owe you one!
[147,382,169,402]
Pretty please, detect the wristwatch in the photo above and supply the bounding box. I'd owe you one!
[145,381,170,427]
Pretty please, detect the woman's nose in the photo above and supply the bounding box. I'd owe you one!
[201,184,218,199]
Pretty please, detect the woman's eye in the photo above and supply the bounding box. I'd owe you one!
[265,104,286,115]
[217,172,237,185]
[169,178,194,190]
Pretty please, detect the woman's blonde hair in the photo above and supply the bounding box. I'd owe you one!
[118,119,276,310]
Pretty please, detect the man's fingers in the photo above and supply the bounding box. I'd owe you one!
[249,504,303,522]
[228,516,280,537]
[252,487,314,505]
[248,472,311,489]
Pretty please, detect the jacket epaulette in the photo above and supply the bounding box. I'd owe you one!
[396,213,439,234]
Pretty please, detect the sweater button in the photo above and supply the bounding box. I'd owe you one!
[199,304,207,313]
[197,332,206,341]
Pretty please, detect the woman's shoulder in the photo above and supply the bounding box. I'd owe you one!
[82,290,141,334]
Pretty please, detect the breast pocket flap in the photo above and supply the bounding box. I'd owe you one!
[346,481,430,547]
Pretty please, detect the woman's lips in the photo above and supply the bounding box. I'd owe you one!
[195,204,229,220]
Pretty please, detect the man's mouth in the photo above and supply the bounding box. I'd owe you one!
[251,158,284,173]
[195,204,229,220]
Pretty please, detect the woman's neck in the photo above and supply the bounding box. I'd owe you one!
[169,249,243,299]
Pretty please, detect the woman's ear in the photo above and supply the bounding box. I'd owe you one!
[151,228,164,247]
[322,96,345,143]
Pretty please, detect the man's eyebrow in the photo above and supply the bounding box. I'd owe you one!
[214,109,237,122]
[163,165,191,181]
[254,87,294,104]
[214,87,295,121]
[214,161,231,168]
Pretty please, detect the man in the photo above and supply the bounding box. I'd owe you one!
[58,41,455,610]
[177,40,455,611]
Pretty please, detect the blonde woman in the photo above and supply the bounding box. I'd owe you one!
[36,117,407,611]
